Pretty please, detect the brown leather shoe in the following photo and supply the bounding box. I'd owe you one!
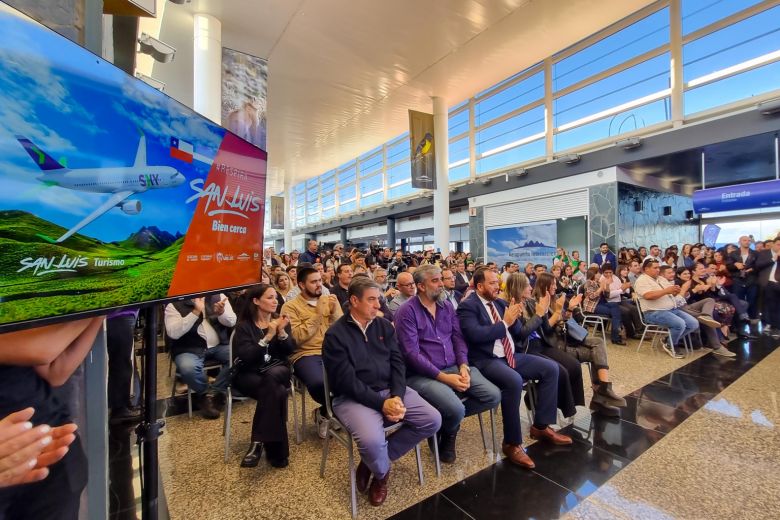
[530,426,573,445]
[501,443,535,469]
[368,468,390,506]
[355,460,371,494]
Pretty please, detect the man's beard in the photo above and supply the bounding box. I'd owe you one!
[303,287,322,299]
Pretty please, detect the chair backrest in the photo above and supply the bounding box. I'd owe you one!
[632,293,650,327]
[321,362,337,421]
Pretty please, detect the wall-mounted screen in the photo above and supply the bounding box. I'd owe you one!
[0,2,266,330]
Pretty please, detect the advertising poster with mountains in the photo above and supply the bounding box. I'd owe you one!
[486,221,557,267]
[0,4,266,329]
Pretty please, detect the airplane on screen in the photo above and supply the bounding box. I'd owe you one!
[16,134,186,243]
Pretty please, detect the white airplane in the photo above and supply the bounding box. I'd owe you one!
[16,134,186,243]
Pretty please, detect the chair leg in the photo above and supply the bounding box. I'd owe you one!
[223,390,232,463]
[187,389,193,418]
[348,440,358,519]
[477,413,488,453]
[301,390,306,440]
[319,426,331,478]
[290,386,301,445]
[415,443,424,485]
[637,329,648,353]
[432,434,441,478]
[489,408,498,458]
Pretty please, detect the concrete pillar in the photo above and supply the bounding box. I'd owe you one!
[340,226,348,246]
[432,96,450,254]
[400,238,407,252]
[193,13,221,123]
[283,179,293,253]
[387,217,396,250]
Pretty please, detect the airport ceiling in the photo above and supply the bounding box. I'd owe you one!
[164,0,655,192]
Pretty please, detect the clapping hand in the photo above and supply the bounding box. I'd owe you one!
[535,294,551,317]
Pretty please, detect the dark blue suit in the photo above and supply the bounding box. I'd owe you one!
[591,251,617,268]
[456,293,560,445]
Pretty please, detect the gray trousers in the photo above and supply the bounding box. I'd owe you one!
[682,298,720,349]
[333,387,441,479]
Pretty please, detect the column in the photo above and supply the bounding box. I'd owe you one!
[193,14,222,124]
[340,226,348,246]
[387,217,396,250]
[432,96,450,254]
[283,179,293,253]
[400,238,407,252]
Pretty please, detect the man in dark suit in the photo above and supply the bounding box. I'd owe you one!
[726,235,758,321]
[591,243,617,269]
[441,268,463,309]
[456,267,571,469]
[453,261,471,294]
[755,237,780,335]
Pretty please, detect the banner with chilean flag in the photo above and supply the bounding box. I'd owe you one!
[170,137,194,163]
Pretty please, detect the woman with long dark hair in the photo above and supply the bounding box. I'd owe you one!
[232,284,295,469]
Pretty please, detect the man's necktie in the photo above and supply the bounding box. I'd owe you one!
[488,302,515,368]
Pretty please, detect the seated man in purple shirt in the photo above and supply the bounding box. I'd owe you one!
[395,265,501,464]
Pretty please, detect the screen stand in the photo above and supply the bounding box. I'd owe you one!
[136,306,164,520]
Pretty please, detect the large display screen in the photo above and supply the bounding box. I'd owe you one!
[0,3,266,330]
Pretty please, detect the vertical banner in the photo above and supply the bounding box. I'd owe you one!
[222,47,268,150]
[408,110,436,189]
[270,195,285,229]
[486,221,557,266]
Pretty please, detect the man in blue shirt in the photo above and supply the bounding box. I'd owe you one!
[395,265,500,463]
[299,239,321,265]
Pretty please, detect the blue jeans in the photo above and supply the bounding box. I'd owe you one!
[595,301,623,342]
[333,387,441,479]
[644,308,699,346]
[473,353,560,446]
[174,344,230,395]
[407,366,501,435]
[292,355,326,406]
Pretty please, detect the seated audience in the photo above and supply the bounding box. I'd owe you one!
[395,265,500,463]
[634,259,700,359]
[387,271,416,313]
[505,273,626,416]
[323,277,441,507]
[281,266,343,438]
[582,264,626,345]
[164,294,236,419]
[331,264,353,306]
[232,285,295,468]
[457,267,571,470]
[440,268,463,309]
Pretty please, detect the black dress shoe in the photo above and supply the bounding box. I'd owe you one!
[590,400,620,417]
[241,442,263,467]
[438,431,458,464]
[268,457,289,468]
[611,339,627,346]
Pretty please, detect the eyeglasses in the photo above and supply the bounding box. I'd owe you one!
[397,282,415,287]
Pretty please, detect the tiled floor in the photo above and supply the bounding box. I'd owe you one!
[109,334,779,520]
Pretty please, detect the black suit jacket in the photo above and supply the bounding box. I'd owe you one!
[754,249,777,287]
[454,271,471,293]
[726,249,758,285]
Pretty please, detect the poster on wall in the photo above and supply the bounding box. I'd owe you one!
[0,3,266,330]
[486,221,557,267]
[222,47,268,150]
[408,110,436,189]
[270,195,284,229]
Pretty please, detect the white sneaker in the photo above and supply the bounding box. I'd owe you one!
[713,347,737,358]
[661,341,684,359]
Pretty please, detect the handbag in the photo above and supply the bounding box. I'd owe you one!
[566,317,589,342]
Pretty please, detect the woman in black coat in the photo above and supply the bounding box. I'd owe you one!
[232,284,295,469]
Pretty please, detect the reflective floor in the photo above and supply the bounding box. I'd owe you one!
[108,334,780,520]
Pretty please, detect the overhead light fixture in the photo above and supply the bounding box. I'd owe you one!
[449,187,459,194]
[168,0,191,4]
[138,33,176,63]
[389,204,395,209]
[481,178,492,186]
[510,167,528,178]
[405,200,412,205]
[757,97,780,115]
[616,137,642,150]
[556,154,581,165]
[135,72,165,91]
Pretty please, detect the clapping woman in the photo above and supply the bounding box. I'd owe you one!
[232,284,295,469]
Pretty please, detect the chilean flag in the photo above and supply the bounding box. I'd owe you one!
[170,137,193,163]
